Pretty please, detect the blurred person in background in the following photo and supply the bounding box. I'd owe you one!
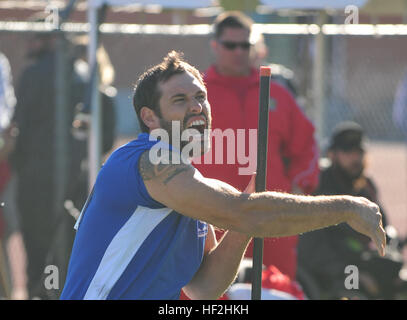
[0,51,28,300]
[12,27,77,299]
[192,11,319,294]
[297,122,407,299]
[250,32,299,99]
[12,20,116,298]
[64,35,117,220]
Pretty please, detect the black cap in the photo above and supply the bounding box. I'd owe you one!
[329,121,365,151]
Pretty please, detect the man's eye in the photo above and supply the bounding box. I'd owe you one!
[174,98,185,103]
[196,95,206,102]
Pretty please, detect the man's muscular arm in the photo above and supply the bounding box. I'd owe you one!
[139,150,386,255]
[139,152,192,184]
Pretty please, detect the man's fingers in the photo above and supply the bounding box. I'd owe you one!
[380,224,386,255]
[370,207,386,256]
[377,215,386,256]
[349,199,386,257]
[243,173,256,194]
[372,225,386,257]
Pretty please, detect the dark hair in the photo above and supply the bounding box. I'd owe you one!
[133,51,204,133]
[213,11,253,39]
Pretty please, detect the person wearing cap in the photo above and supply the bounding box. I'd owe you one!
[319,122,388,232]
[316,121,386,225]
[0,51,29,300]
[297,121,404,299]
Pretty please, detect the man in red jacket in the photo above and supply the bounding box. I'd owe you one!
[193,11,319,280]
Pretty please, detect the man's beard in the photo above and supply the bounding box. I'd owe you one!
[158,113,211,157]
[334,161,364,182]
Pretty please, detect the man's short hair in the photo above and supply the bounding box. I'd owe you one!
[213,11,253,39]
[133,51,204,133]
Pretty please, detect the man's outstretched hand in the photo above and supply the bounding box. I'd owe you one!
[243,176,386,257]
[346,196,386,257]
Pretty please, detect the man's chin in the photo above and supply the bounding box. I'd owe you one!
[181,135,210,158]
[347,167,364,181]
[334,163,364,182]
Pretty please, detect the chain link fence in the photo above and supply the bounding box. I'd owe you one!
[262,32,407,145]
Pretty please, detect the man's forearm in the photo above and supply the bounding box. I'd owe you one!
[185,231,251,300]
[236,192,352,238]
[142,159,385,257]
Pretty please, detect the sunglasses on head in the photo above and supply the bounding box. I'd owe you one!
[219,41,251,50]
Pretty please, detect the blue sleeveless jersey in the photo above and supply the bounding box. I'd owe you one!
[60,133,207,300]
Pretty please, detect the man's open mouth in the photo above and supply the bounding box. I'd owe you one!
[186,117,207,135]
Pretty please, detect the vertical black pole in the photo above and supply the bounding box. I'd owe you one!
[251,66,271,300]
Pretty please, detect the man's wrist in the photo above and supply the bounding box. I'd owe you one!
[224,230,252,245]
[337,195,356,223]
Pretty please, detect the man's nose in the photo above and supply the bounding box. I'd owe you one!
[189,98,203,113]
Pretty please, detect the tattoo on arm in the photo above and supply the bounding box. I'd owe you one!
[139,151,193,185]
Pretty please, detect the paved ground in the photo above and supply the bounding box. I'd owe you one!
[365,142,407,263]
[365,142,407,238]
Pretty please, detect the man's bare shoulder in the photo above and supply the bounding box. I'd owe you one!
[138,150,194,185]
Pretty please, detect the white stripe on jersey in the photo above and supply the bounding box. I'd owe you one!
[83,206,172,299]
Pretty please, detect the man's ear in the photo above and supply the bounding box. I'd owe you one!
[140,106,160,131]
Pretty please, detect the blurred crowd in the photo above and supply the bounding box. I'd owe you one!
[1,10,407,300]
[0,16,116,299]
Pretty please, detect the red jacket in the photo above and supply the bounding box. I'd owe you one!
[193,66,319,279]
